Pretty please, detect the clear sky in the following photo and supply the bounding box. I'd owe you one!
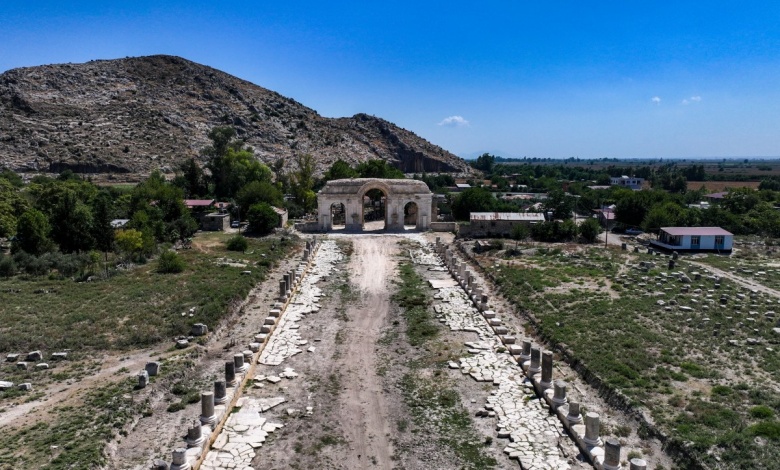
[1,1,779,159]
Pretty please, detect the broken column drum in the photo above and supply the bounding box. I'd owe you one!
[529,347,542,374]
[234,353,248,373]
[186,421,205,447]
[214,380,227,405]
[567,401,583,423]
[137,370,149,388]
[583,412,603,446]
[520,340,532,363]
[629,458,648,470]
[200,391,216,426]
[225,361,236,387]
[603,438,621,470]
[170,447,191,470]
[552,380,568,407]
[540,351,553,388]
[279,280,287,301]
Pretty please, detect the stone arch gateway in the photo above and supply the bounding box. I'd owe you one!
[317,178,433,231]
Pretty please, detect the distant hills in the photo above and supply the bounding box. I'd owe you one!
[0,55,472,179]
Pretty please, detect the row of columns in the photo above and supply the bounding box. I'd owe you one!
[160,238,320,470]
[433,238,649,470]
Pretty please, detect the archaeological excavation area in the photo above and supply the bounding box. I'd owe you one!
[13,228,779,469]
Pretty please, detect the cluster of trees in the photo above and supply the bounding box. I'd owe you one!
[453,157,780,241]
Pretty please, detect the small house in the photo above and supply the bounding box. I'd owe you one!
[610,176,644,190]
[202,213,231,231]
[460,212,544,238]
[651,227,733,253]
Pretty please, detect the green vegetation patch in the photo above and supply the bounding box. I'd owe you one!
[393,262,437,346]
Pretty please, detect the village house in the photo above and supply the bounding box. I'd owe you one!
[650,227,733,253]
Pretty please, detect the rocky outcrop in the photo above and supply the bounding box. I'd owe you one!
[0,55,472,179]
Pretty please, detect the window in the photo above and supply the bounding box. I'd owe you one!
[715,235,724,245]
[691,236,700,246]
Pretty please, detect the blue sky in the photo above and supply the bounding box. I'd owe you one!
[1,1,779,159]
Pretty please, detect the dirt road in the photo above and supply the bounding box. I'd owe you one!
[336,236,397,468]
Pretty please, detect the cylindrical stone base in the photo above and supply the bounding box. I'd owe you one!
[170,447,191,470]
[200,392,216,426]
[567,402,583,423]
[225,362,236,387]
[552,380,568,406]
[214,380,227,404]
[186,422,205,447]
[234,353,248,373]
[603,438,621,470]
[540,351,553,388]
[629,458,648,470]
[528,347,542,374]
[583,412,602,447]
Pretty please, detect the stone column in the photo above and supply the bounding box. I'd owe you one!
[583,412,602,446]
[672,251,679,260]
[629,458,648,470]
[170,447,191,470]
[283,274,291,296]
[214,380,227,405]
[552,380,568,407]
[603,438,621,470]
[669,260,675,270]
[567,401,583,423]
[279,280,287,301]
[200,391,216,426]
[225,361,236,387]
[480,294,489,311]
[234,353,248,373]
[540,351,553,389]
[529,347,542,374]
[145,362,160,376]
[621,243,627,251]
[520,341,532,363]
[186,421,205,447]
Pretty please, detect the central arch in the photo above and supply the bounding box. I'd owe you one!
[317,178,433,232]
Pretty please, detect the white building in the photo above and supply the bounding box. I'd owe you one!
[651,227,733,253]
[610,175,644,190]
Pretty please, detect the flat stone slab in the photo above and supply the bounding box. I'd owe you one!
[429,279,459,289]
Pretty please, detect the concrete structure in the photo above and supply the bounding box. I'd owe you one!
[202,212,230,231]
[272,206,288,228]
[651,227,733,253]
[460,211,544,238]
[316,178,433,231]
[610,175,644,190]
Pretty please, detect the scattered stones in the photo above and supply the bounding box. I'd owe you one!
[26,350,42,361]
[190,323,208,336]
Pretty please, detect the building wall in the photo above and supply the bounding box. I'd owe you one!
[203,214,230,231]
[459,219,537,238]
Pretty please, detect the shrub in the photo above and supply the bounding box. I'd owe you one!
[226,235,248,252]
[247,202,279,235]
[748,421,780,440]
[0,255,16,277]
[157,251,185,274]
[750,406,775,419]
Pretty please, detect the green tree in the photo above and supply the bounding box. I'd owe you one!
[51,190,95,253]
[291,154,317,212]
[543,190,574,220]
[247,202,279,235]
[510,223,530,248]
[355,160,404,179]
[91,192,115,257]
[578,218,602,243]
[236,181,284,211]
[471,153,496,174]
[115,229,144,260]
[323,159,359,181]
[177,158,208,197]
[14,209,53,255]
[451,187,495,220]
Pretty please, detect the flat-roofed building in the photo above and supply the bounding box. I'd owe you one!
[461,212,545,237]
[610,175,644,190]
[651,227,733,253]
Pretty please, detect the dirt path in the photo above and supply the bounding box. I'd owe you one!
[688,260,780,298]
[336,236,397,469]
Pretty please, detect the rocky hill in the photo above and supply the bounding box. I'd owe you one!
[0,55,472,179]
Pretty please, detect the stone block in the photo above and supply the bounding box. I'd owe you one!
[5,353,18,362]
[35,363,49,370]
[494,326,508,335]
[26,350,42,362]
[190,323,208,336]
[176,339,189,349]
[263,317,276,325]
[18,383,32,391]
[499,335,516,345]
[138,370,149,388]
[145,362,160,376]
[51,352,68,360]
[249,342,261,352]
[16,362,28,370]
[0,381,14,390]
[260,325,272,333]
[254,333,268,342]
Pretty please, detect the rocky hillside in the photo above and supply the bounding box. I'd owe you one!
[0,55,471,179]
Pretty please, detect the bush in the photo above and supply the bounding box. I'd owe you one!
[750,406,775,419]
[748,421,780,440]
[0,255,16,277]
[226,235,248,252]
[157,251,185,274]
[247,202,279,235]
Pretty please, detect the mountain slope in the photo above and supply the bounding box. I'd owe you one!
[0,55,471,178]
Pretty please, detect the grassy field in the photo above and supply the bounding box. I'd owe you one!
[475,244,780,469]
[0,232,298,354]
